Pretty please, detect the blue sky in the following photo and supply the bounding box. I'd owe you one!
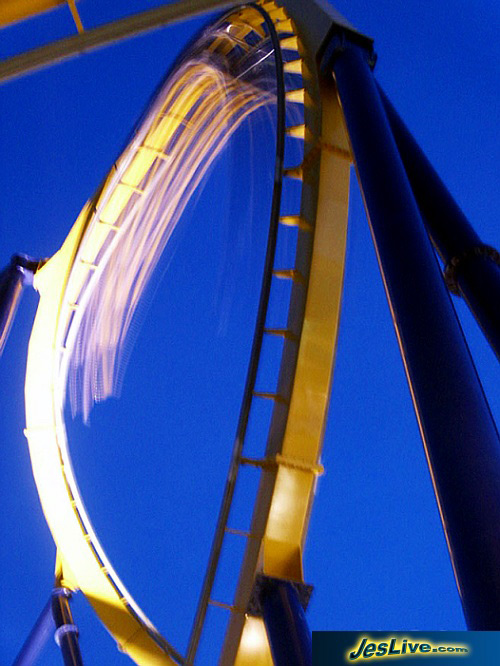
[1,1,499,664]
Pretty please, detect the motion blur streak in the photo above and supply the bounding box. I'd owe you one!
[67,26,276,421]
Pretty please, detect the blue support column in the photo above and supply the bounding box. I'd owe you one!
[0,254,44,355]
[52,588,84,666]
[0,259,27,355]
[260,578,312,666]
[377,86,500,359]
[323,34,500,629]
[13,599,53,666]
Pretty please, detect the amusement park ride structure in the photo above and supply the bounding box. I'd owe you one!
[1,1,499,665]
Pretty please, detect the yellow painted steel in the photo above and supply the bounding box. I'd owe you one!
[221,3,351,664]
[262,88,351,580]
[67,0,83,33]
[0,0,83,31]
[0,0,66,27]
[23,1,351,664]
[23,49,271,666]
[224,85,351,666]
[25,204,177,664]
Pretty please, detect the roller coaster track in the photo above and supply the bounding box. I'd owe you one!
[22,1,352,663]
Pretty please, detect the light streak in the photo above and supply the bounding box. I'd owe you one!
[65,23,278,421]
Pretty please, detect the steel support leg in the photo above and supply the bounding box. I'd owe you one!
[324,35,500,629]
[0,260,26,354]
[52,588,84,666]
[378,86,500,359]
[0,254,44,355]
[260,578,312,666]
[13,599,53,666]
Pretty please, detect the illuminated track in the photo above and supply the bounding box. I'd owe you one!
[24,1,352,664]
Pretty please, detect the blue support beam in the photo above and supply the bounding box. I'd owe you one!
[0,254,44,355]
[52,588,84,666]
[260,578,312,666]
[324,33,500,629]
[0,258,28,355]
[378,86,500,360]
[13,599,53,666]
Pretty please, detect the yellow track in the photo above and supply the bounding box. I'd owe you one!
[24,1,352,663]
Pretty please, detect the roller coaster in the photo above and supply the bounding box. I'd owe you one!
[1,1,499,665]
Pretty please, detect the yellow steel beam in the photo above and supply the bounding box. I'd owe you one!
[220,3,352,664]
[0,0,246,84]
[25,203,179,664]
[224,82,351,666]
[67,0,83,33]
[0,0,66,27]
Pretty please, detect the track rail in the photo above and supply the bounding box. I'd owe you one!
[185,4,287,662]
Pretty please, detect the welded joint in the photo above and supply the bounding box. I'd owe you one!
[54,623,79,646]
[320,140,352,161]
[320,30,376,75]
[298,138,352,176]
[208,599,245,614]
[240,454,324,475]
[275,453,324,475]
[9,254,47,286]
[247,573,313,617]
[264,327,299,342]
[23,425,58,438]
[444,244,500,295]
[252,391,289,405]
[52,586,72,600]
[272,268,306,283]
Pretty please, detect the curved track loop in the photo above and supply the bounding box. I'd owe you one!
[24,1,352,664]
